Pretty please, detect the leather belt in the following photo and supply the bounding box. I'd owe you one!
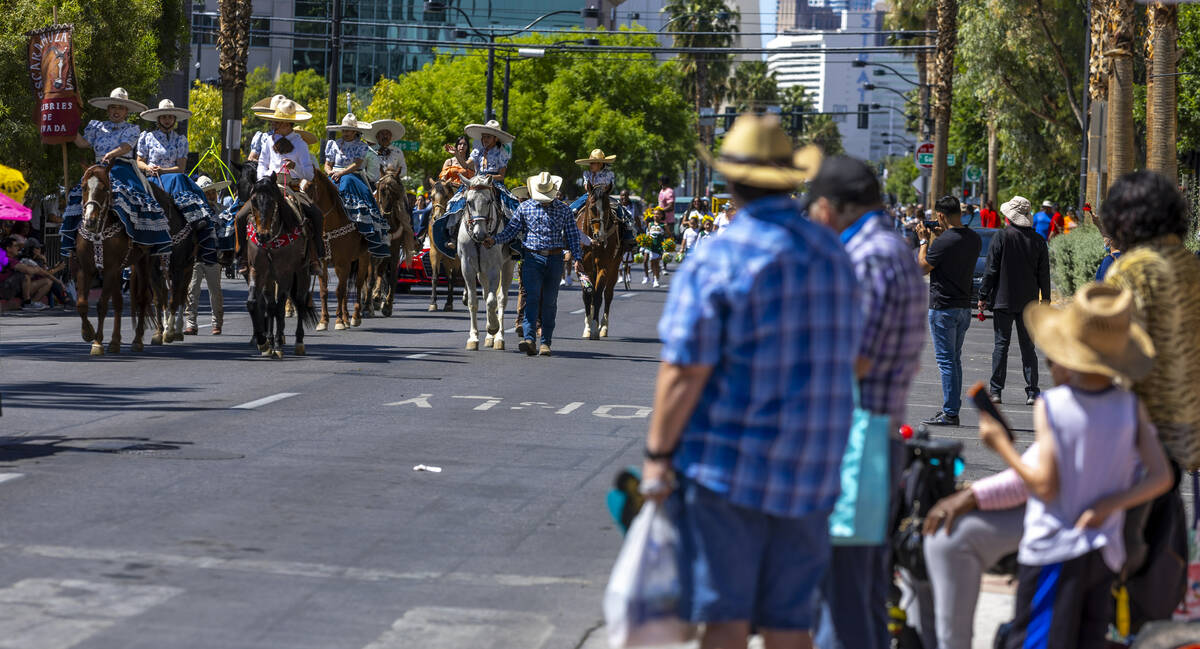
[530,248,563,256]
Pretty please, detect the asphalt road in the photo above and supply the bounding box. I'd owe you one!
[0,269,1038,649]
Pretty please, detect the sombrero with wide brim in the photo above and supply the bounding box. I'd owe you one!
[464,120,514,144]
[88,87,147,113]
[509,184,531,201]
[575,149,617,165]
[255,99,312,123]
[1024,282,1155,382]
[527,172,563,203]
[140,99,192,123]
[252,94,309,114]
[697,114,818,190]
[364,119,405,144]
[195,175,232,194]
[326,113,369,133]
[295,129,320,146]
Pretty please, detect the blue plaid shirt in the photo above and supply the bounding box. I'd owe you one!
[659,196,863,518]
[493,198,582,259]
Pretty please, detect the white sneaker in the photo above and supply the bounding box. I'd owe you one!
[22,302,47,311]
[641,276,649,285]
[652,278,661,288]
[560,278,567,287]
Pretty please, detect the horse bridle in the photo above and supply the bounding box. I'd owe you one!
[586,187,614,242]
[465,184,500,244]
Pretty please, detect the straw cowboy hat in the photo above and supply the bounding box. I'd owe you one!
[88,87,148,113]
[1000,196,1033,228]
[195,175,231,194]
[509,184,531,201]
[575,149,617,165]
[1024,283,1155,382]
[255,98,312,123]
[464,120,514,144]
[698,114,818,189]
[140,99,192,123]
[527,172,562,203]
[364,119,405,144]
[327,113,369,133]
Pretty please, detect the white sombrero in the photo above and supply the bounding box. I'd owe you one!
[195,175,231,193]
[327,113,369,133]
[364,119,405,144]
[140,99,192,123]
[465,119,514,144]
[255,98,312,123]
[575,148,617,165]
[88,87,148,113]
[527,172,562,203]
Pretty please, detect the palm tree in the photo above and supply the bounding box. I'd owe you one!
[780,84,814,141]
[929,0,958,199]
[218,0,252,165]
[1086,0,1110,212]
[1145,2,1178,183]
[1105,0,1135,193]
[727,61,779,114]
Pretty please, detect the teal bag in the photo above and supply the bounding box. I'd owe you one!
[829,385,892,546]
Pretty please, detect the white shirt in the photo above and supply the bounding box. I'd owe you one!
[256,132,315,182]
[366,145,407,183]
[714,211,731,233]
[681,227,700,252]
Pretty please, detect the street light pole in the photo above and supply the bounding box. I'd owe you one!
[322,0,342,166]
[485,37,495,121]
[501,55,511,129]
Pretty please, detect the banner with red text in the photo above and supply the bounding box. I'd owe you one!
[27,24,81,145]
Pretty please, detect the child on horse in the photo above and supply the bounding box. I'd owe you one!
[569,149,637,252]
[437,121,520,254]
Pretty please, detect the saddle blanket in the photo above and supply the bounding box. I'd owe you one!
[247,219,303,250]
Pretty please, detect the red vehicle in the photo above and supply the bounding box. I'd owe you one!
[395,246,458,292]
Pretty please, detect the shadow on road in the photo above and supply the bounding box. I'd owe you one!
[0,435,194,463]
[2,381,211,411]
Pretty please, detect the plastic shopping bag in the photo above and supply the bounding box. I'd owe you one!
[1175,473,1200,621]
[603,501,694,648]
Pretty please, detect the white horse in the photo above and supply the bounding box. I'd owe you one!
[458,175,516,351]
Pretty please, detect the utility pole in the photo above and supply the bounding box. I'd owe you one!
[1077,0,1091,214]
[485,36,495,122]
[322,0,341,165]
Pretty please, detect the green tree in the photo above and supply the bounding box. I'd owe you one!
[779,84,814,141]
[0,0,189,199]
[726,61,779,114]
[798,115,844,156]
[884,155,921,204]
[187,81,224,180]
[1174,6,1200,155]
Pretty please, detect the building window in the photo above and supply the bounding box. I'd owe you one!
[250,17,271,48]
[192,2,216,45]
[831,104,847,123]
[857,103,870,130]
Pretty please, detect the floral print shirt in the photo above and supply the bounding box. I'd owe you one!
[136,129,188,167]
[324,138,369,169]
[82,120,140,163]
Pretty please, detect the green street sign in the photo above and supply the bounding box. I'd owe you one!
[965,165,983,182]
[916,153,935,166]
[397,140,420,151]
[946,153,956,167]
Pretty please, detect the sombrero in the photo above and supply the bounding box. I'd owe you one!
[255,98,312,123]
[195,175,231,194]
[575,149,617,165]
[140,99,192,123]
[326,113,369,133]
[1024,283,1155,382]
[509,184,531,201]
[252,94,309,114]
[698,114,817,190]
[527,172,562,203]
[88,87,147,113]
[364,119,405,144]
[294,129,320,146]
[464,120,514,144]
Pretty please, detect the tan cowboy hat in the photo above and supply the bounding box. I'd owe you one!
[364,119,405,144]
[140,98,192,123]
[575,148,617,165]
[509,184,531,201]
[88,87,148,113]
[698,114,816,190]
[255,98,312,123]
[326,113,368,133]
[465,119,514,144]
[527,172,562,203]
[295,129,319,146]
[195,175,231,194]
[1001,196,1033,227]
[1024,283,1155,382]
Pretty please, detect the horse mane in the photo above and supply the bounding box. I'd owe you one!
[251,176,300,234]
[310,168,352,224]
[236,162,257,201]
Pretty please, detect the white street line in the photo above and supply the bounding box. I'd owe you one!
[0,578,181,649]
[555,402,584,415]
[231,392,299,410]
[570,309,585,314]
[618,293,635,299]
[0,473,23,485]
[361,607,553,649]
[405,353,431,359]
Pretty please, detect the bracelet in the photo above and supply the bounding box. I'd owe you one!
[643,445,674,461]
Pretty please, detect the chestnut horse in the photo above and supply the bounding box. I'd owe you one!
[370,167,414,317]
[305,168,370,330]
[577,185,622,339]
[424,179,461,312]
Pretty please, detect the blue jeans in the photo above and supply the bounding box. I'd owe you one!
[520,251,564,346]
[929,308,972,416]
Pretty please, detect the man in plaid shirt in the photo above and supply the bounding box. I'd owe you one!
[807,156,926,649]
[643,116,862,648]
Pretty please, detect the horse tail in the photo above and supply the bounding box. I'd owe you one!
[349,258,360,303]
[293,273,320,328]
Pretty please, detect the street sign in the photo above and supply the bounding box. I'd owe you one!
[397,140,420,151]
[965,165,983,182]
[946,153,956,167]
[915,142,935,169]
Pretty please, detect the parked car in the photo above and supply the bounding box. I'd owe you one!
[971,227,999,307]
[395,246,459,292]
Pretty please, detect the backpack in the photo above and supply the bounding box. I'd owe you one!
[891,436,963,581]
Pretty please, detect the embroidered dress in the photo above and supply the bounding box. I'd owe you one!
[138,129,219,264]
[325,138,390,258]
[216,199,241,253]
[60,120,171,258]
[444,143,519,231]
[249,130,272,159]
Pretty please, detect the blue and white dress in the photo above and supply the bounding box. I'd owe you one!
[137,129,219,264]
[325,138,390,258]
[249,129,272,159]
[60,120,172,258]
[444,143,519,234]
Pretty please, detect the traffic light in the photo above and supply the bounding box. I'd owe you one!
[963,188,969,199]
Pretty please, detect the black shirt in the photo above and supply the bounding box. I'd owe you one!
[978,225,1051,311]
[925,226,982,309]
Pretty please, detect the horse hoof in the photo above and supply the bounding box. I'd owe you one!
[257,342,270,354]
[294,343,306,356]
[466,340,479,350]
[383,305,393,317]
[582,330,591,339]
[272,349,284,359]
[334,322,347,330]
[443,304,453,312]
[590,332,600,341]
[151,334,163,345]
[351,317,361,327]
[90,342,104,356]
[163,332,174,344]
[428,305,438,312]
[316,322,328,331]
[107,340,121,354]
[131,341,144,353]
[600,326,609,338]
[493,339,505,350]
[484,336,494,348]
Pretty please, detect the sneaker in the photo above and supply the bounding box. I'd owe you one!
[1026,395,1037,406]
[519,339,536,356]
[921,411,959,426]
[21,302,47,311]
[990,391,1002,404]
[641,276,649,285]
[538,344,552,356]
[652,278,661,288]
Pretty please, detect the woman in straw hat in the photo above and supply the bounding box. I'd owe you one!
[246,95,298,163]
[440,120,521,249]
[324,114,390,259]
[136,99,219,266]
[569,148,636,250]
[247,97,325,261]
[59,88,172,260]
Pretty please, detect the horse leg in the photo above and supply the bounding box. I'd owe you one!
[442,267,455,311]
[149,266,168,345]
[600,270,615,338]
[76,251,96,343]
[272,284,286,359]
[91,267,110,356]
[108,264,124,354]
[316,265,329,330]
[428,252,440,312]
[129,256,146,352]
[333,260,348,330]
[493,258,513,350]
[351,256,366,327]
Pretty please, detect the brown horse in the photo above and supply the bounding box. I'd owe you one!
[577,185,622,339]
[146,181,198,344]
[425,179,461,312]
[305,168,370,330]
[370,167,414,317]
[72,164,154,355]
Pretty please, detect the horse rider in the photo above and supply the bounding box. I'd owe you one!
[569,148,637,251]
[363,119,408,185]
[136,99,219,266]
[246,96,326,264]
[246,95,296,164]
[439,134,474,189]
[440,120,520,249]
[324,114,391,259]
[59,87,172,260]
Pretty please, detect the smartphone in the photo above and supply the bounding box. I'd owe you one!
[923,220,940,230]
[968,381,1014,442]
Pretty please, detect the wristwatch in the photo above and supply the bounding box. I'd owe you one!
[643,445,674,461]
[919,239,928,246]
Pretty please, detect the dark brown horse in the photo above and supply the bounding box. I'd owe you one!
[425,179,461,312]
[370,166,414,317]
[146,181,198,344]
[305,168,370,330]
[577,185,622,339]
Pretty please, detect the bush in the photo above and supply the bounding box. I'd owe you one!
[1049,224,1105,296]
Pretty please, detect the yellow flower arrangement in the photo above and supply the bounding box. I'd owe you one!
[635,233,652,248]
[663,238,677,253]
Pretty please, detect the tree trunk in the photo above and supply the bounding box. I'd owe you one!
[1086,0,1109,211]
[920,8,936,143]
[1086,100,1106,213]
[930,0,958,200]
[217,0,251,166]
[1105,0,1135,193]
[987,121,998,210]
[1146,3,1178,184]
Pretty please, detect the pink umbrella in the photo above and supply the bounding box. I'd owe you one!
[0,192,31,221]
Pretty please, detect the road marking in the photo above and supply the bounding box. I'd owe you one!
[231,392,299,410]
[0,544,589,588]
[385,394,433,408]
[555,402,584,415]
[453,395,503,411]
[404,353,431,359]
[0,473,23,485]
[618,293,635,299]
[593,405,653,419]
[570,308,585,314]
[361,607,553,649]
[0,578,181,649]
